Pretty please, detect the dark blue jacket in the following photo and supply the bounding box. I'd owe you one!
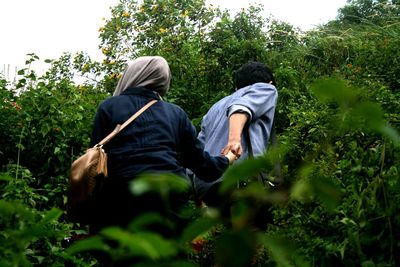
[91,87,228,182]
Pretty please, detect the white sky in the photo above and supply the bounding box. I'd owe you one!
[0,0,347,78]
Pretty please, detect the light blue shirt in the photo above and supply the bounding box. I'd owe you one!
[198,82,278,159]
[194,82,278,196]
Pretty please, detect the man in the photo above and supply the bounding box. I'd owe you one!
[193,61,278,206]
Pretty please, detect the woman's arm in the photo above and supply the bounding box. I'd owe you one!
[179,113,232,182]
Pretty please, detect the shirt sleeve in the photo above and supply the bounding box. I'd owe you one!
[227,83,278,121]
[179,112,229,182]
[227,104,253,121]
[197,115,207,146]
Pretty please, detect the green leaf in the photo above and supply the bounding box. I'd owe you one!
[127,212,169,232]
[130,173,189,197]
[130,179,152,195]
[308,127,317,133]
[262,233,311,267]
[361,260,376,267]
[310,175,342,211]
[41,208,62,224]
[220,156,272,193]
[101,227,177,260]
[17,69,25,75]
[237,183,287,205]
[215,229,257,267]
[40,124,50,137]
[0,173,13,181]
[263,235,293,267]
[16,143,25,150]
[379,125,400,146]
[66,236,109,255]
[311,78,357,107]
[180,217,218,244]
[54,147,61,154]
[350,102,384,131]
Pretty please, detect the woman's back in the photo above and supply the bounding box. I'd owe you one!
[92,87,189,178]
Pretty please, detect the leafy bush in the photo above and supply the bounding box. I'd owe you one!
[1,0,400,266]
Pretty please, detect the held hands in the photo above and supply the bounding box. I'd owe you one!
[221,139,242,165]
[224,150,238,165]
[221,139,242,158]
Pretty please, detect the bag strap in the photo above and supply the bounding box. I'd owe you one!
[97,99,158,147]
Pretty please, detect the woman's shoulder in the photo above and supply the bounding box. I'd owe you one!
[157,101,192,126]
[99,94,120,106]
[160,101,186,114]
[98,94,134,109]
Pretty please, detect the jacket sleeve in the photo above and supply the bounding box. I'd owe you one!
[227,83,278,121]
[179,112,229,182]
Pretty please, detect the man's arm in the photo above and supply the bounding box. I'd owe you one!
[222,83,278,158]
[221,112,249,157]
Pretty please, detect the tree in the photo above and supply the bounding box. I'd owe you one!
[98,0,275,120]
[337,0,400,25]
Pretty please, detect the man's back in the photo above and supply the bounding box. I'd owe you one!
[198,82,278,159]
[193,61,278,204]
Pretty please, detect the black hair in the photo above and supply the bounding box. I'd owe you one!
[235,61,276,89]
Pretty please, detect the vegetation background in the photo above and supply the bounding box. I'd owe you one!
[0,0,399,266]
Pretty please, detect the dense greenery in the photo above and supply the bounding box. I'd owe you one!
[1,0,399,266]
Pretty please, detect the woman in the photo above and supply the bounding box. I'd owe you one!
[89,56,235,234]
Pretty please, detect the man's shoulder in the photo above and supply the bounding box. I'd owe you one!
[209,94,234,111]
[237,83,277,94]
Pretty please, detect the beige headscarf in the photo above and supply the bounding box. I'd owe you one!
[113,56,171,96]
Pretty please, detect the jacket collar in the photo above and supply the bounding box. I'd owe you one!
[122,87,162,100]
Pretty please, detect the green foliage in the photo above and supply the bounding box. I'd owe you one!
[98,0,282,119]
[0,56,110,207]
[1,0,400,266]
[1,165,48,208]
[269,77,399,266]
[307,1,400,89]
